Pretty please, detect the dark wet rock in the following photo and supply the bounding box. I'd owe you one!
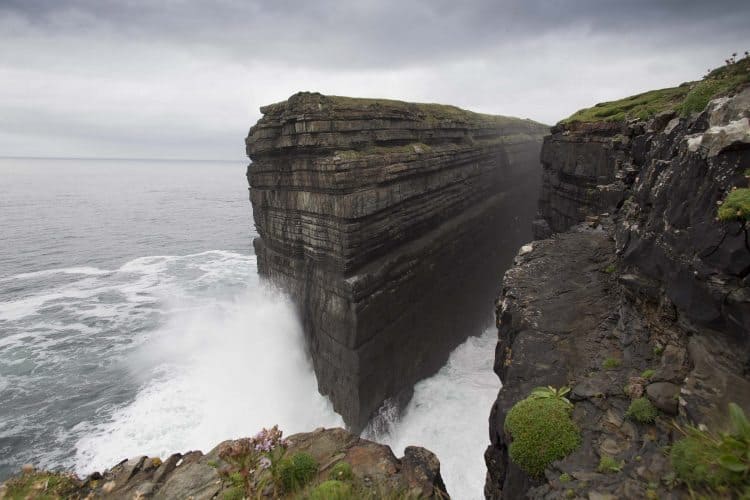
[246,92,548,431]
[646,382,680,414]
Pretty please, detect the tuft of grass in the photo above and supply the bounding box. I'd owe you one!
[671,403,750,496]
[604,264,616,274]
[603,357,622,370]
[598,455,624,473]
[559,472,572,483]
[653,345,665,356]
[641,369,656,380]
[309,480,354,500]
[278,452,318,492]
[626,397,658,424]
[718,188,750,222]
[329,461,353,481]
[504,394,581,477]
[3,471,80,499]
[222,486,245,500]
[562,55,750,124]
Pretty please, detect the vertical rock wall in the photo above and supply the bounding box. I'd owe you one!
[486,88,750,498]
[246,92,548,431]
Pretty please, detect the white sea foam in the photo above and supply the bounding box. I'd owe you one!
[368,328,500,500]
[73,274,343,474]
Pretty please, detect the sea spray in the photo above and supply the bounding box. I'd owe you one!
[365,327,500,500]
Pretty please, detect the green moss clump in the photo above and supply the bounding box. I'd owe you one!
[278,452,318,492]
[329,461,353,481]
[598,455,624,473]
[626,397,658,424]
[602,357,621,370]
[718,188,750,222]
[641,369,656,380]
[604,264,616,274]
[3,471,80,499]
[559,472,572,483]
[309,480,354,500]
[504,396,581,476]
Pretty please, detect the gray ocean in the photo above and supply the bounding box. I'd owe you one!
[0,157,499,499]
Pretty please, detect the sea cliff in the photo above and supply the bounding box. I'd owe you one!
[486,65,750,498]
[246,92,548,431]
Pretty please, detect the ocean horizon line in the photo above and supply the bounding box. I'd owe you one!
[0,155,245,163]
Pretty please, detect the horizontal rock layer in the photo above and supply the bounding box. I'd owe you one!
[486,88,750,498]
[246,92,548,431]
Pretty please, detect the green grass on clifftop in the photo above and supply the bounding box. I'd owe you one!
[562,55,750,124]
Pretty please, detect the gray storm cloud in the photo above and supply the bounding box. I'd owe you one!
[1,0,748,159]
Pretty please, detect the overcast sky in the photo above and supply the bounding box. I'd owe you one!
[1,0,748,160]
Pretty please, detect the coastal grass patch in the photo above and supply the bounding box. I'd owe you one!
[561,55,750,125]
[329,461,353,481]
[626,397,658,424]
[2,470,80,499]
[718,188,750,222]
[671,403,750,496]
[641,369,656,380]
[504,389,581,477]
[598,455,624,473]
[278,452,318,492]
[602,357,621,370]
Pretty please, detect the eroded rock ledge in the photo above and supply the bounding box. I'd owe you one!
[246,92,548,431]
[486,88,750,498]
[0,428,448,499]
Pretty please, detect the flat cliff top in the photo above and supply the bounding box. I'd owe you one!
[561,55,750,126]
[256,92,548,130]
[247,92,548,157]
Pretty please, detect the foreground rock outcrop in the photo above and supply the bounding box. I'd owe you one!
[486,84,750,496]
[246,92,548,431]
[0,428,448,499]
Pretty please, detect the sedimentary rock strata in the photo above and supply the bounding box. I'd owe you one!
[486,88,750,498]
[246,92,548,431]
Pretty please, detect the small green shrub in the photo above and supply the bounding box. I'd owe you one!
[603,357,621,370]
[278,452,318,492]
[3,471,80,499]
[626,397,658,424]
[309,480,354,500]
[641,369,656,380]
[505,394,581,476]
[671,403,750,494]
[329,461,353,481]
[559,472,572,482]
[653,345,664,356]
[718,188,750,222]
[604,264,616,274]
[598,455,624,473]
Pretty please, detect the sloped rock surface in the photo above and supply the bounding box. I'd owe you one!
[246,92,548,430]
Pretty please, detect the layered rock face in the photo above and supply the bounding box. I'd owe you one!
[246,92,548,431]
[486,89,750,498]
